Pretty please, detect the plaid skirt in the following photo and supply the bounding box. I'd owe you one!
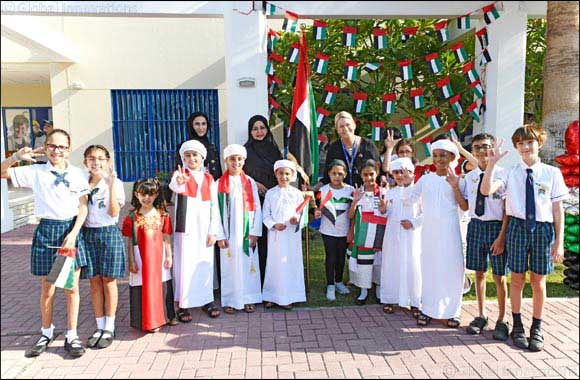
[31,218,88,276]
[81,225,126,279]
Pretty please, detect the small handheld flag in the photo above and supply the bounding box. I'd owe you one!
[313,20,328,40]
[437,77,454,99]
[47,247,77,290]
[371,121,385,141]
[402,27,418,43]
[316,107,331,128]
[467,101,480,122]
[344,61,358,81]
[426,108,443,130]
[382,93,396,114]
[476,28,489,49]
[353,92,368,113]
[400,118,414,138]
[372,28,388,49]
[342,26,357,47]
[425,52,442,74]
[295,195,312,232]
[451,42,468,63]
[410,88,425,109]
[287,43,300,64]
[322,84,339,105]
[448,94,463,116]
[282,11,299,33]
[314,52,329,74]
[462,61,479,84]
[457,14,471,29]
[434,20,449,42]
[482,4,501,24]
[399,60,413,81]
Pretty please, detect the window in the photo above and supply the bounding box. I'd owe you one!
[111,89,219,181]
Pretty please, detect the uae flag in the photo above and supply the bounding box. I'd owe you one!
[399,60,413,80]
[480,49,492,65]
[372,28,388,49]
[313,20,328,40]
[476,28,489,49]
[448,94,463,116]
[457,14,471,29]
[355,211,387,250]
[287,43,300,64]
[353,92,368,113]
[288,33,319,183]
[444,121,459,141]
[268,95,280,117]
[451,42,468,63]
[267,29,280,51]
[313,52,329,74]
[400,118,414,138]
[425,52,442,74]
[437,77,454,99]
[462,61,479,84]
[316,106,331,128]
[282,11,299,33]
[402,26,418,43]
[421,136,434,157]
[263,1,276,15]
[344,61,358,81]
[434,20,449,42]
[371,121,385,141]
[342,26,357,47]
[47,247,76,290]
[382,93,396,114]
[364,62,380,73]
[483,4,501,24]
[268,75,282,95]
[295,195,312,232]
[265,52,283,75]
[470,80,484,99]
[479,96,487,115]
[322,84,339,105]
[410,88,425,109]
[426,108,443,130]
[467,101,481,122]
[319,191,350,225]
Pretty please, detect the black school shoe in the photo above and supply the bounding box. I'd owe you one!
[64,338,86,357]
[492,320,510,341]
[510,326,529,350]
[86,329,103,348]
[529,327,544,352]
[25,334,55,358]
[96,330,115,349]
[466,316,488,335]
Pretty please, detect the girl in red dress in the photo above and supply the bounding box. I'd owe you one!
[121,179,177,332]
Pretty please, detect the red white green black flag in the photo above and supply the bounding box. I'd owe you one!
[265,52,283,76]
[462,61,479,84]
[322,84,339,105]
[451,42,468,63]
[344,61,358,81]
[467,101,480,122]
[410,88,424,109]
[267,29,280,51]
[457,14,471,29]
[342,26,357,47]
[371,121,385,141]
[434,20,449,42]
[268,75,282,95]
[476,28,489,49]
[483,4,501,24]
[382,93,396,114]
[421,136,433,157]
[426,108,443,130]
[372,28,388,49]
[47,247,76,290]
[314,52,329,74]
[287,43,300,64]
[400,118,414,138]
[437,77,454,99]
[399,60,413,80]
[316,106,331,128]
[470,80,484,99]
[353,92,368,113]
[448,94,463,116]
[480,49,492,65]
[402,27,418,43]
[425,52,442,74]
[268,95,280,117]
[443,121,459,140]
[313,20,328,40]
[282,11,299,33]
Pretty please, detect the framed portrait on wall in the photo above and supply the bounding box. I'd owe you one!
[3,108,32,152]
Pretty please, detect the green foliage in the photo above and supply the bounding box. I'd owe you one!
[525,19,547,124]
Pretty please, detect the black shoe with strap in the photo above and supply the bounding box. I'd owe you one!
[529,326,544,352]
[64,338,86,358]
[492,320,510,341]
[25,334,55,358]
[466,316,488,335]
[86,329,103,348]
[96,330,115,349]
[511,325,529,349]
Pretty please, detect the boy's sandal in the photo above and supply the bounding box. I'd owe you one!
[223,306,236,315]
[201,303,221,318]
[410,307,422,319]
[383,304,395,314]
[244,304,256,313]
[417,314,432,326]
[264,302,274,309]
[177,308,193,323]
[447,318,461,329]
[466,316,488,335]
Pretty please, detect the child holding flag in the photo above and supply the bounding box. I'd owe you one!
[216,144,263,314]
[262,160,308,309]
[1,129,90,358]
[314,159,354,301]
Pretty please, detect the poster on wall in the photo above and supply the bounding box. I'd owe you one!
[2,107,52,157]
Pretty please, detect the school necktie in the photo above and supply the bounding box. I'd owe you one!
[474,172,486,217]
[50,171,70,188]
[525,168,536,232]
[88,188,99,204]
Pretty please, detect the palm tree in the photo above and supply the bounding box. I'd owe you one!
[540,1,579,162]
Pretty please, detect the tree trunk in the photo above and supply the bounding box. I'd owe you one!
[540,1,579,163]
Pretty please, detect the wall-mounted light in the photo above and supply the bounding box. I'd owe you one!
[238,77,255,88]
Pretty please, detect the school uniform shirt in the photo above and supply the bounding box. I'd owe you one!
[500,160,568,223]
[84,178,125,227]
[459,166,505,221]
[319,184,354,237]
[9,161,89,220]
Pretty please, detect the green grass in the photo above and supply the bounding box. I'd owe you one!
[300,230,578,308]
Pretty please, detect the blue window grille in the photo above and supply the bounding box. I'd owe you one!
[111,89,219,181]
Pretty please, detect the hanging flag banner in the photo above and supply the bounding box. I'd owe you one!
[470,79,484,99]
[371,121,385,141]
[443,121,459,140]
[265,52,283,75]
[457,14,471,29]
[342,26,357,47]
[364,62,381,73]
[322,84,339,105]
[399,60,413,80]
[268,75,282,95]
[476,28,489,49]
[480,49,492,65]
[267,29,280,51]
[421,136,434,157]
[462,61,480,84]
[382,93,396,114]
[313,20,328,40]
[314,52,329,74]
[402,26,418,43]
[479,96,487,115]
[410,88,425,109]
[467,101,481,122]
[437,77,454,99]
[353,92,368,113]
[268,95,280,117]
[451,42,468,63]
[425,52,442,74]
[282,11,299,33]
[448,94,463,116]
[263,1,276,15]
[287,43,300,64]
[482,3,501,24]
[400,118,414,138]
[434,20,449,42]
[316,106,331,128]
[372,28,388,49]
[426,108,443,130]
[344,61,358,81]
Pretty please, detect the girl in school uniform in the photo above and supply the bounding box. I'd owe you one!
[1,129,90,358]
[81,145,126,349]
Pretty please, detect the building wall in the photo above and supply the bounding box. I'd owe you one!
[0,85,52,107]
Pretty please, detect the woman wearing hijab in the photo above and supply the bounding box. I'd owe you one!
[243,115,283,286]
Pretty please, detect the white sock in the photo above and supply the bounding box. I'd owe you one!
[41,324,55,339]
[104,316,115,332]
[358,288,368,300]
[96,317,106,330]
[65,329,78,342]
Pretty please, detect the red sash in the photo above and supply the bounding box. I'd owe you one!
[182,170,212,201]
[217,171,256,212]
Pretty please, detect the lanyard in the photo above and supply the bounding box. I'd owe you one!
[341,138,359,186]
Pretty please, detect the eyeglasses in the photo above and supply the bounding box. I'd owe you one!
[472,144,493,152]
[46,144,69,152]
[86,157,108,162]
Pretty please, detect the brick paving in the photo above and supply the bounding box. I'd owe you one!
[1,220,578,379]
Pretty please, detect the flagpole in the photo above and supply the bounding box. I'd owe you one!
[305,220,310,294]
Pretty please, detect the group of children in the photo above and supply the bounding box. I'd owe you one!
[0,121,567,359]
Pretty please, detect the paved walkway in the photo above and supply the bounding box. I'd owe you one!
[1,222,578,379]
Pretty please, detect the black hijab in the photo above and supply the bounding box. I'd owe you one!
[243,115,282,190]
[186,112,211,149]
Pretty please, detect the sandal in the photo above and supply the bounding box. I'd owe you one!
[223,306,236,314]
[383,304,395,314]
[177,308,193,323]
[201,302,221,318]
[410,307,421,320]
[417,313,432,326]
[264,302,274,309]
[244,304,256,313]
[447,318,461,329]
[280,304,293,310]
